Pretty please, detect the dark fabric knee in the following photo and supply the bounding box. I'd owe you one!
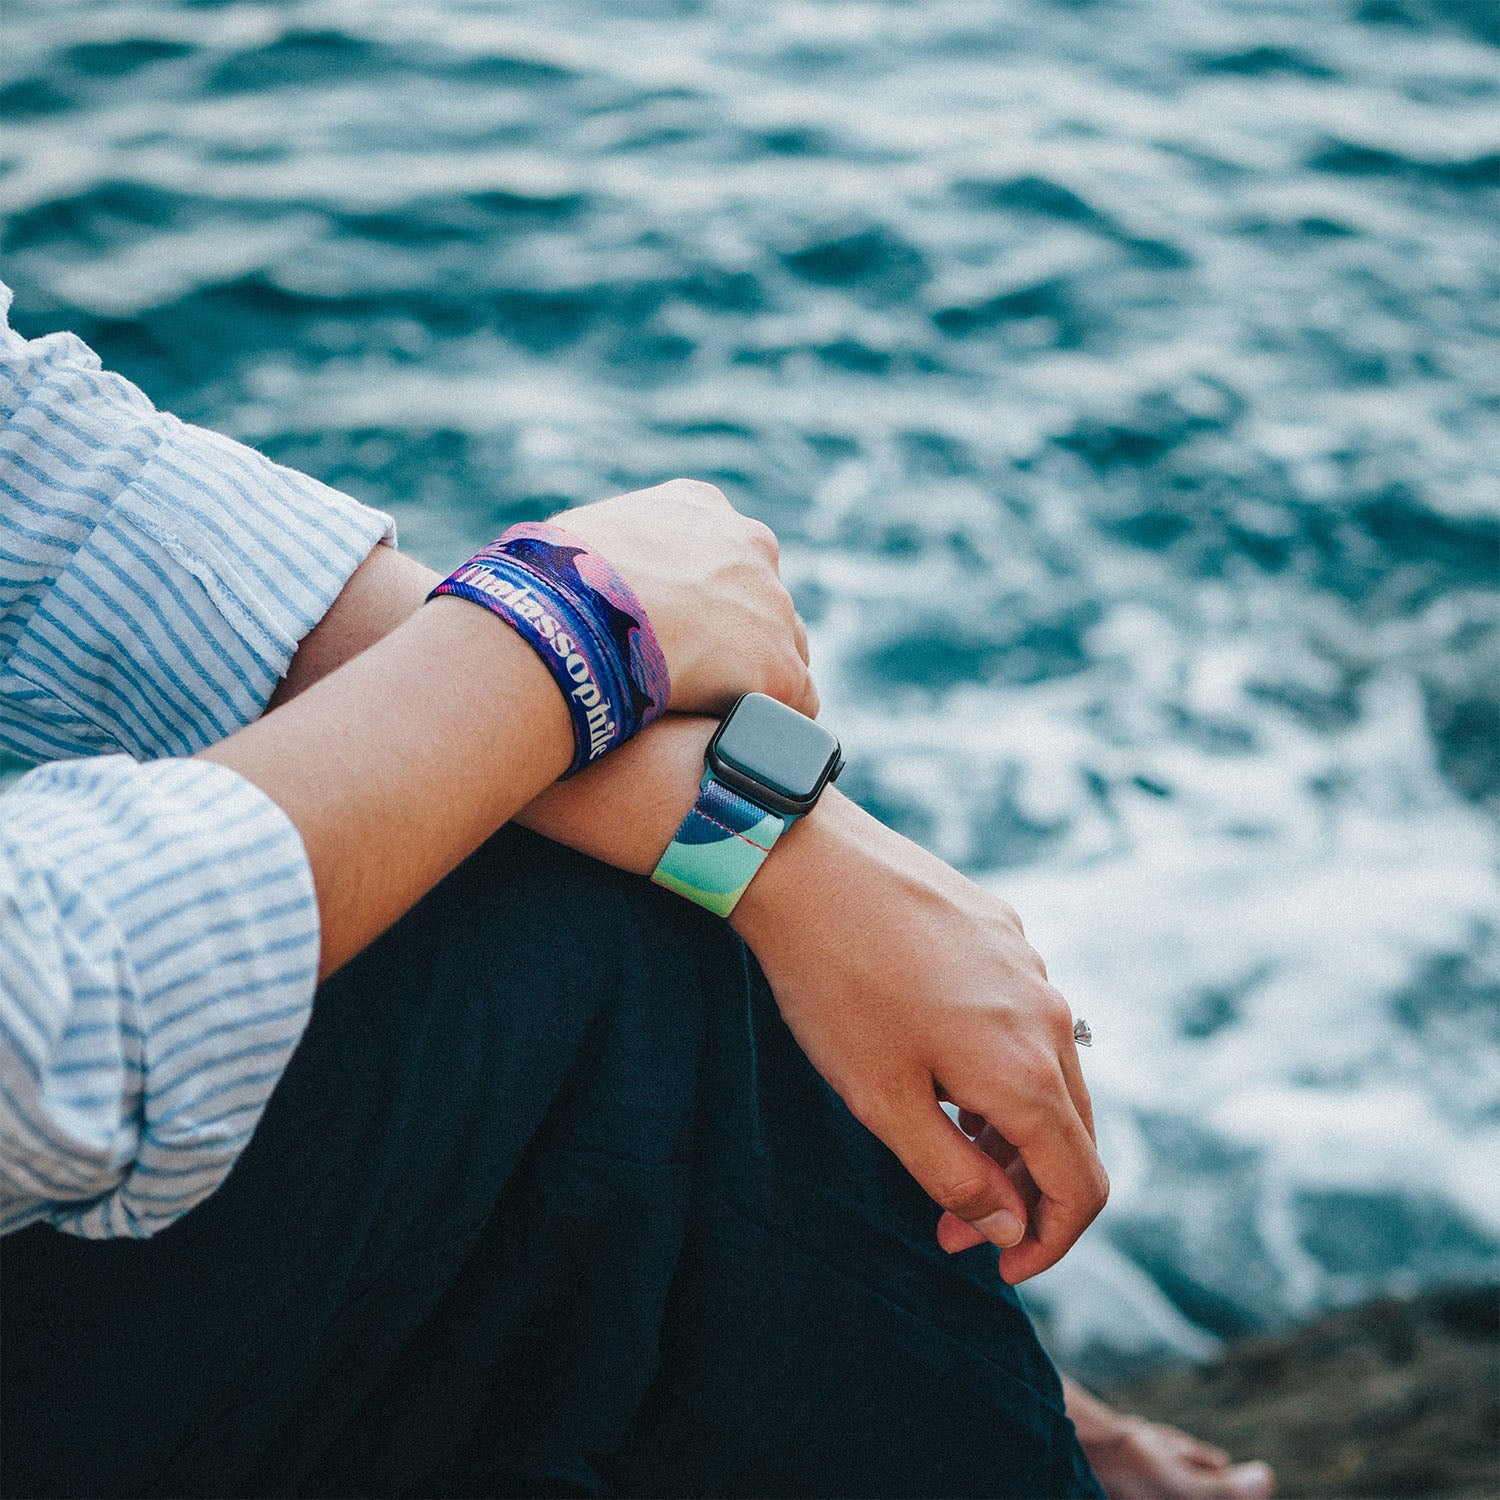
[1,824,1097,1500]
[0,826,719,1499]
[604,945,1103,1499]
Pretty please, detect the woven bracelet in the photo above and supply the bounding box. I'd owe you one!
[429,522,671,776]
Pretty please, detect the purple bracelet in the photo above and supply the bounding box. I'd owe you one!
[430,522,672,777]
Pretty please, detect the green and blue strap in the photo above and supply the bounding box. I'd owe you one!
[651,773,789,918]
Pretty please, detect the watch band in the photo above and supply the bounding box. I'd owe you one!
[651,773,791,918]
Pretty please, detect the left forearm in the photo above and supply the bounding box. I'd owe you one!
[270,543,713,870]
[269,544,435,709]
[270,544,862,934]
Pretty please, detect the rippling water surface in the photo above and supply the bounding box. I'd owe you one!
[4,0,1497,1372]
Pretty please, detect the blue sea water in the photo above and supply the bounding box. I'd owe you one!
[3,0,1497,1374]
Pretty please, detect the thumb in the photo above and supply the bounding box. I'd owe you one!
[936,1210,990,1254]
[879,1095,1031,1253]
[938,1117,1030,1254]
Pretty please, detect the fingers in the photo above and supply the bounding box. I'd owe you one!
[790,663,820,718]
[993,992,1100,1280]
[980,1122,1035,1203]
[937,1212,987,1254]
[1043,982,1097,1141]
[958,991,1095,1148]
[745,515,780,564]
[568,479,819,717]
[1058,1040,1096,1141]
[719,495,816,716]
[937,1122,1032,1254]
[942,996,1107,1281]
[988,1068,1109,1283]
[758,523,817,713]
[718,499,820,716]
[866,1088,1034,1254]
[943,999,1101,1276]
[772,594,819,716]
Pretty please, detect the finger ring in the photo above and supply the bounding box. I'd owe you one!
[1073,1018,1093,1047]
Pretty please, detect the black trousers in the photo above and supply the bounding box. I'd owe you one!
[1,827,1103,1499]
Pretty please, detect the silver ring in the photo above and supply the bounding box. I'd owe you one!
[1072,1018,1093,1048]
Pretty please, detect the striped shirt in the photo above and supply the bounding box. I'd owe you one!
[0,282,393,1238]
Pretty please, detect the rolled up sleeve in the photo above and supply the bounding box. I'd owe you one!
[0,754,319,1239]
[0,292,394,764]
[0,286,380,1238]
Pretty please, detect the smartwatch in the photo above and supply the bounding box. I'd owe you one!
[651,692,843,917]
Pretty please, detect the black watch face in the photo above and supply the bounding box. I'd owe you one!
[710,693,841,814]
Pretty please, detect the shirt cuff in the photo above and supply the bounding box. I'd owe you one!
[1,329,393,761]
[0,755,319,1238]
[128,412,396,711]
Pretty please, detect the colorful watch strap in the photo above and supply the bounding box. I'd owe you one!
[651,773,790,918]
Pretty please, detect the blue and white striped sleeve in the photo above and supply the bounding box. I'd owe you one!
[0,284,393,1238]
[0,755,319,1239]
[0,284,394,763]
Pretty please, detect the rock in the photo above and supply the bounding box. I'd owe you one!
[1103,1285,1499,1498]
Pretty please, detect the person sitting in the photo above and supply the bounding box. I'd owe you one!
[0,285,1269,1499]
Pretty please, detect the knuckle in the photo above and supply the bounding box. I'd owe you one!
[1037,984,1074,1038]
[748,518,780,559]
[1011,1043,1057,1094]
[1004,1059,1066,1130]
[1091,1160,1111,1211]
[994,1088,1047,1144]
[1069,1157,1109,1220]
[669,477,728,508]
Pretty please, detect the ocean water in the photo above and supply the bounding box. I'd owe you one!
[3,0,1497,1375]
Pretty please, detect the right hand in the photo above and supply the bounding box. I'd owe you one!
[556,480,816,718]
[731,793,1108,1283]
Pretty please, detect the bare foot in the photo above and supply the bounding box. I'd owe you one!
[1059,1377,1275,1500]
[1080,1412,1275,1500]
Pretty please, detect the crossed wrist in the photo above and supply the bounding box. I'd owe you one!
[727,786,857,942]
[430,522,670,777]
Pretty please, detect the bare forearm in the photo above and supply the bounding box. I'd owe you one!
[217,467,817,980]
[206,592,571,977]
[265,543,874,948]
[265,546,949,940]
[270,544,718,872]
[269,543,433,709]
